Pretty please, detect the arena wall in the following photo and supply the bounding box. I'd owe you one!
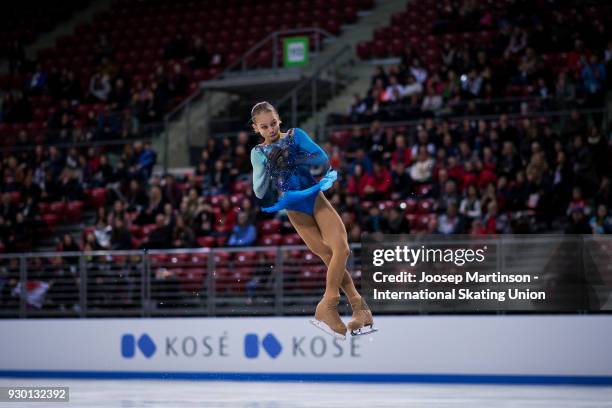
[1,316,611,384]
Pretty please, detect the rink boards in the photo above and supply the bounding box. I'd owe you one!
[1,315,611,384]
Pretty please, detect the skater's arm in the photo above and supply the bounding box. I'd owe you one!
[294,128,329,167]
[251,148,270,199]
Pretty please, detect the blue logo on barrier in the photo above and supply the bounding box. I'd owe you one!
[121,334,157,358]
[244,333,282,359]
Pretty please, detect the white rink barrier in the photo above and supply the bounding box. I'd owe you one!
[1,316,611,385]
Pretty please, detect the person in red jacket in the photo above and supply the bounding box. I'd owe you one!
[347,163,376,200]
[370,161,393,200]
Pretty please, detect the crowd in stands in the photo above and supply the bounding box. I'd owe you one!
[1,0,371,150]
[2,106,610,256]
[326,113,611,238]
[349,0,611,123]
[1,31,217,148]
[0,0,611,313]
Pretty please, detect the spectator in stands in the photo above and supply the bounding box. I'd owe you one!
[192,200,214,237]
[110,217,132,250]
[384,76,404,102]
[135,185,164,225]
[390,135,412,166]
[347,163,375,200]
[390,160,412,199]
[203,159,230,195]
[89,73,112,102]
[109,78,130,111]
[409,146,434,184]
[172,215,196,248]
[565,207,591,234]
[498,141,521,178]
[347,224,362,243]
[438,201,462,234]
[409,58,428,84]
[483,201,510,234]
[459,184,482,223]
[363,206,385,235]
[141,214,172,249]
[186,36,211,69]
[555,71,576,108]
[125,179,148,212]
[93,218,112,249]
[506,27,528,55]
[0,193,17,222]
[588,203,611,234]
[581,54,606,105]
[369,161,392,200]
[168,63,188,98]
[216,197,236,234]
[402,74,423,98]
[161,174,182,209]
[595,177,612,209]
[28,64,47,95]
[107,200,127,226]
[130,141,156,181]
[227,212,256,246]
[58,169,84,201]
[438,179,459,214]
[384,207,410,234]
[567,186,588,216]
[421,86,443,112]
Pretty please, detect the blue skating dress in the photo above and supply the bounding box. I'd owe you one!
[250,128,337,215]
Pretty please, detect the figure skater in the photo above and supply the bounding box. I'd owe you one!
[249,101,376,339]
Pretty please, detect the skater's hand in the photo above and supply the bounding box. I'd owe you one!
[268,146,289,168]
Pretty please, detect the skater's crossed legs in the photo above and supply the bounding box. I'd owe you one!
[287,193,358,299]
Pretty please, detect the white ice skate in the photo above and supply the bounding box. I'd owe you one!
[347,296,378,337]
[311,295,347,340]
[350,324,378,337]
[309,319,347,340]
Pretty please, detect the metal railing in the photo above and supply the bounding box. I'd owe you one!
[0,235,610,318]
[221,28,335,75]
[276,44,353,133]
[0,244,359,318]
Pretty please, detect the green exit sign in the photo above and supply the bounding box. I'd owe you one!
[283,36,309,67]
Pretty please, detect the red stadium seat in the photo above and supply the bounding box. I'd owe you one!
[178,268,206,293]
[197,236,216,248]
[282,234,302,245]
[260,220,281,234]
[129,225,144,240]
[142,224,157,237]
[41,214,60,232]
[65,201,84,223]
[260,233,282,246]
[87,188,107,209]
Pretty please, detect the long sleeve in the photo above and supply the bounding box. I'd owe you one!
[250,147,269,199]
[294,128,329,167]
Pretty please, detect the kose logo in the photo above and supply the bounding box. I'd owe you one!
[121,333,156,358]
[244,333,282,359]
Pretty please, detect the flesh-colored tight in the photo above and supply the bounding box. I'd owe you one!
[286,192,359,299]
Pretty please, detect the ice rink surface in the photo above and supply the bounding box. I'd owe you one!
[1,379,612,408]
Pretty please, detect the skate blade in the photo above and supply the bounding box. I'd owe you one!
[309,319,347,341]
[350,325,378,336]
